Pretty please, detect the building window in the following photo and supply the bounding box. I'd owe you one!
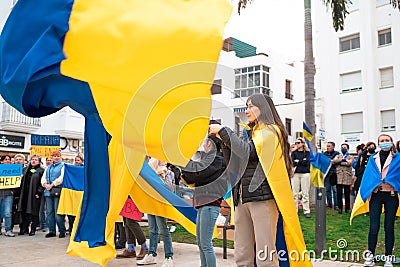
[211,79,222,95]
[285,80,293,100]
[339,34,360,52]
[378,28,392,46]
[381,110,396,131]
[285,118,292,136]
[233,65,271,98]
[379,67,394,88]
[340,71,362,93]
[341,112,363,133]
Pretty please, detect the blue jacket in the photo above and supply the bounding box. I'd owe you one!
[42,161,65,197]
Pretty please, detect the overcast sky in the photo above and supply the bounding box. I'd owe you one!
[224,0,305,62]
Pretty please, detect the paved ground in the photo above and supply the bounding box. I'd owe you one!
[0,229,364,267]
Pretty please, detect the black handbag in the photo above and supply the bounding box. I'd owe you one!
[50,186,62,197]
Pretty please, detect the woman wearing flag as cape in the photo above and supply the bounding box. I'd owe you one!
[209,94,310,267]
[352,134,400,267]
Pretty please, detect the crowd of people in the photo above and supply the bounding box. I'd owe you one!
[0,152,84,238]
[290,134,400,267]
[1,93,399,267]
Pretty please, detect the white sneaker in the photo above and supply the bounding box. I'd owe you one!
[364,252,375,267]
[137,254,156,265]
[4,231,15,237]
[169,225,176,233]
[160,257,174,267]
[384,256,393,267]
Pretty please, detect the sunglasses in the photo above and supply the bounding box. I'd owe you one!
[295,141,302,144]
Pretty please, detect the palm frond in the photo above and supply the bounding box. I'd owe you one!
[237,0,251,15]
[321,0,351,32]
[391,0,400,9]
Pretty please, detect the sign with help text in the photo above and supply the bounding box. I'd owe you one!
[0,164,23,189]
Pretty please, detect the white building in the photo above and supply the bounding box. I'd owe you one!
[314,0,400,151]
[211,38,305,143]
[0,0,13,32]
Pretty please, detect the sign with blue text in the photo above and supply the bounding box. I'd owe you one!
[0,164,23,189]
[31,134,60,158]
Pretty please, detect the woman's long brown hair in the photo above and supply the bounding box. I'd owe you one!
[247,94,293,177]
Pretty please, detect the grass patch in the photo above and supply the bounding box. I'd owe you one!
[141,209,400,264]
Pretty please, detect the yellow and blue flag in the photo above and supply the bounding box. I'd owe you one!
[0,0,232,265]
[301,122,329,187]
[351,153,400,223]
[309,152,331,188]
[302,122,314,143]
[58,165,84,217]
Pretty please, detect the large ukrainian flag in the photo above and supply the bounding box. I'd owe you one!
[0,0,232,265]
[351,153,400,223]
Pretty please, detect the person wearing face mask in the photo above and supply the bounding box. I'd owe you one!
[360,134,400,267]
[331,143,354,214]
[353,142,376,197]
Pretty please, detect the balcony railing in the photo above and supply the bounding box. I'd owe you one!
[1,102,41,129]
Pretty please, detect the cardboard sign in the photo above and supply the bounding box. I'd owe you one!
[119,198,143,221]
[0,164,23,189]
[30,134,60,158]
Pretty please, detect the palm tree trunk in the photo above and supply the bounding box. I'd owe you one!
[304,0,316,154]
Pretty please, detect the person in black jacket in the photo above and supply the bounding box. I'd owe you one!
[323,142,339,209]
[291,137,311,218]
[353,142,376,195]
[209,94,293,267]
[18,155,44,236]
[182,134,227,267]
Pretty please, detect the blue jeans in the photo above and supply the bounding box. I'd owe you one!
[0,195,14,232]
[148,214,173,258]
[196,206,220,267]
[324,177,338,208]
[45,196,66,233]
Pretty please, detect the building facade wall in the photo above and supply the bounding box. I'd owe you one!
[212,50,304,144]
[314,0,400,151]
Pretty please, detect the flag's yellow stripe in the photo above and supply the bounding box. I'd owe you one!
[253,125,312,267]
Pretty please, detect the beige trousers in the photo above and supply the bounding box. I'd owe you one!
[291,172,311,214]
[234,199,279,267]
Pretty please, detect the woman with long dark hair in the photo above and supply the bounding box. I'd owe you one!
[209,94,309,267]
[18,155,44,236]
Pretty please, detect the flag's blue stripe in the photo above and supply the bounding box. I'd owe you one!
[310,152,330,174]
[63,165,85,191]
[0,0,110,248]
[360,153,400,202]
[302,122,313,136]
[276,214,290,267]
[140,161,197,224]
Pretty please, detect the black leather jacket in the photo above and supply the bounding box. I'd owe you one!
[219,127,274,206]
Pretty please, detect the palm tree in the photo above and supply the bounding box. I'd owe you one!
[239,0,399,153]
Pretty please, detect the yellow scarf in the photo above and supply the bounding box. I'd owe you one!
[252,124,311,267]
